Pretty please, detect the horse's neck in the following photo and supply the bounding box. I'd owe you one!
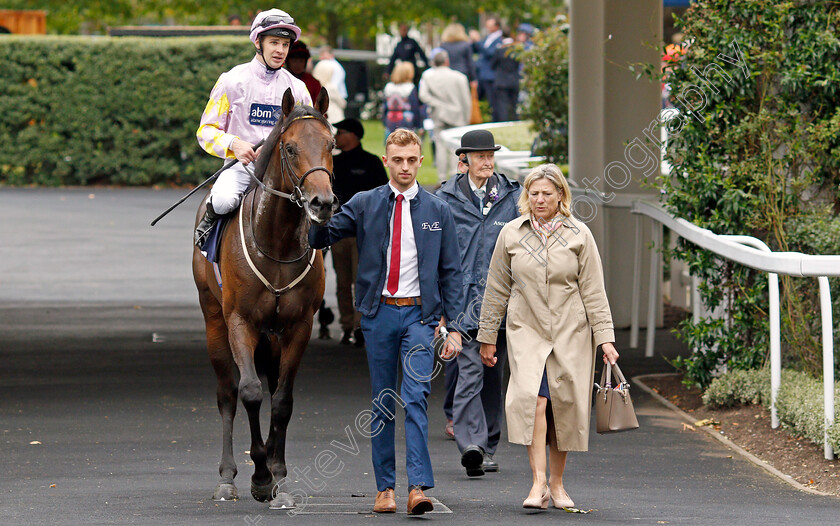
[252,188,307,257]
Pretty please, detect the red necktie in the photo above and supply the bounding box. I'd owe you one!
[386,194,404,295]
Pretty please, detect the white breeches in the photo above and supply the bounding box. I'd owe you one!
[209,162,252,214]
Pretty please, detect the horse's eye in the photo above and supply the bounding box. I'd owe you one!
[328,140,336,151]
[285,144,297,157]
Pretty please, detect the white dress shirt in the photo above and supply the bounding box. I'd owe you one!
[382,182,421,297]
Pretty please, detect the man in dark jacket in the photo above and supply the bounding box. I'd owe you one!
[330,118,389,345]
[386,23,429,77]
[436,129,521,477]
[471,16,503,119]
[491,35,520,122]
[309,128,464,515]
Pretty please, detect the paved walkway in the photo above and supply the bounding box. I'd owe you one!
[1,188,838,525]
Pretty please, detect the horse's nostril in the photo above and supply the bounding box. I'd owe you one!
[310,196,322,208]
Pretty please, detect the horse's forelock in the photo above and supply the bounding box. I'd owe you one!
[253,105,330,182]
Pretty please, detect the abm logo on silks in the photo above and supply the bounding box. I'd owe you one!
[249,103,283,127]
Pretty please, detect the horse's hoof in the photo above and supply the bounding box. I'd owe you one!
[213,483,239,501]
[251,478,276,502]
[269,492,296,510]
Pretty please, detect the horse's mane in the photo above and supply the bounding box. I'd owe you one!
[252,104,331,182]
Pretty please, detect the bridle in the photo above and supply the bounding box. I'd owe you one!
[236,113,334,306]
[248,115,334,209]
[241,113,334,264]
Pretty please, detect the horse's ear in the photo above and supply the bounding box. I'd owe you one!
[314,87,330,117]
[282,88,296,118]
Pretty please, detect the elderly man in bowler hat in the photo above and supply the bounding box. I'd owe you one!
[436,129,521,476]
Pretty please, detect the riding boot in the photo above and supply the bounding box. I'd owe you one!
[194,201,221,247]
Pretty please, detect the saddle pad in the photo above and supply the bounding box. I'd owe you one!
[200,215,231,265]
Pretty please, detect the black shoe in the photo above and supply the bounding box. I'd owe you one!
[194,201,220,247]
[482,454,498,472]
[353,328,365,347]
[340,329,354,345]
[318,326,331,340]
[461,445,485,477]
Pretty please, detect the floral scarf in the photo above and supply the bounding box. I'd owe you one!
[529,212,564,245]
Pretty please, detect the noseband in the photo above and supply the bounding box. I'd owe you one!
[249,115,334,208]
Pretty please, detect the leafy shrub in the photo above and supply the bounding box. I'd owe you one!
[0,36,252,186]
[518,25,569,164]
[654,1,840,387]
[702,368,840,452]
[702,367,770,408]
[774,369,840,452]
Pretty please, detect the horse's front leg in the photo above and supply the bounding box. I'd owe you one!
[267,318,314,510]
[227,313,275,502]
[203,303,240,501]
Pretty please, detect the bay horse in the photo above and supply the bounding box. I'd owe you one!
[192,88,337,509]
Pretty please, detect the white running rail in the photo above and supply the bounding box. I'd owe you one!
[631,200,840,459]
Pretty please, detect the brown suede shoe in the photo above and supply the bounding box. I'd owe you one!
[407,488,434,515]
[373,488,396,513]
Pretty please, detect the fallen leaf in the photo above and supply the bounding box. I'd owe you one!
[563,507,593,514]
[29,441,42,445]
[681,423,696,432]
[694,418,720,427]
[50,484,56,488]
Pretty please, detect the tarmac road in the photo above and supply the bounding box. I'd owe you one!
[1,188,838,525]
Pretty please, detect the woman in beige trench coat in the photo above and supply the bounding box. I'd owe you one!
[476,164,619,510]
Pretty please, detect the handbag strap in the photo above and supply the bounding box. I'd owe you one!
[597,363,628,390]
[611,363,629,386]
[598,364,610,388]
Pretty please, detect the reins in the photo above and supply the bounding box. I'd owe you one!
[238,201,317,313]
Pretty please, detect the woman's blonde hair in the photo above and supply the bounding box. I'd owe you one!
[390,61,415,84]
[441,23,468,43]
[517,164,572,217]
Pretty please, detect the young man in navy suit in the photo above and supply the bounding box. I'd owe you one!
[309,128,464,515]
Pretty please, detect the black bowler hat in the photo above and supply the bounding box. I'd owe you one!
[455,129,501,156]
[334,118,364,139]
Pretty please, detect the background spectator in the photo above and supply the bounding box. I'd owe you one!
[382,62,423,138]
[440,23,477,84]
[418,50,471,183]
[386,23,429,77]
[312,60,346,123]
[471,16,503,120]
[319,46,348,100]
[286,40,321,102]
[491,33,520,122]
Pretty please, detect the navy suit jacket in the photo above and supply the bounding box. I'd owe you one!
[474,34,503,82]
[309,184,465,325]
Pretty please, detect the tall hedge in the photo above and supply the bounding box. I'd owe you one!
[654,1,840,387]
[0,36,253,186]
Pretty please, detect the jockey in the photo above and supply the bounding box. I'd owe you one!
[194,8,313,246]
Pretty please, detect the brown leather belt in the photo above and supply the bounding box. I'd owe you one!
[380,296,422,306]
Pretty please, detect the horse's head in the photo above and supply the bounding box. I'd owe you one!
[255,88,338,225]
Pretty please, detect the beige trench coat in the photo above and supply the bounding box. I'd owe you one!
[476,215,615,451]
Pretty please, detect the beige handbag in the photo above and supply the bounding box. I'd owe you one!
[595,363,639,434]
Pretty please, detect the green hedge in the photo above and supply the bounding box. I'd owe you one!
[0,36,254,186]
[702,368,840,453]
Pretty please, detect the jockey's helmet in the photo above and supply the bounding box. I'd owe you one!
[249,9,301,44]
